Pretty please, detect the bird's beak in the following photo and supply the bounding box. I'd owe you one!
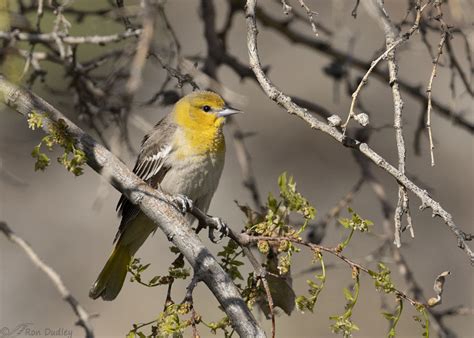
[217,106,242,118]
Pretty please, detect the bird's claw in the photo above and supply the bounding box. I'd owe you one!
[209,217,229,243]
[173,194,193,214]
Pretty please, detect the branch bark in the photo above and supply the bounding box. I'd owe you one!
[239,0,474,134]
[245,0,474,265]
[365,0,415,247]
[0,76,266,338]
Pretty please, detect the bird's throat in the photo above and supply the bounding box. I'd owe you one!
[176,123,225,158]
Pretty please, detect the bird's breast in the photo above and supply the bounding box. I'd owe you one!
[160,129,226,204]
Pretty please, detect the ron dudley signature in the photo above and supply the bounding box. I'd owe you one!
[0,323,72,338]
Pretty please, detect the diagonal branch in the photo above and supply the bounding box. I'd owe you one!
[0,76,266,338]
[0,221,95,338]
[237,0,474,134]
[245,0,474,265]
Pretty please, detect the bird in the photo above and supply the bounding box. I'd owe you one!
[89,91,241,301]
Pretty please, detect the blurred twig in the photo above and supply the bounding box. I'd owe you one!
[0,221,95,338]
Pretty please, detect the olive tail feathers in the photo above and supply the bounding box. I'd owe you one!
[89,245,131,301]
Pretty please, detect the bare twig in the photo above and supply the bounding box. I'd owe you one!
[366,0,415,247]
[308,177,365,244]
[296,0,318,36]
[355,149,452,338]
[426,32,447,167]
[228,119,263,210]
[345,0,428,133]
[352,0,361,18]
[245,0,474,264]
[0,221,95,338]
[0,28,142,45]
[126,1,155,94]
[260,274,276,338]
[239,0,474,133]
[342,41,398,132]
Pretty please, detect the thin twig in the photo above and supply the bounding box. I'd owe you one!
[344,0,428,133]
[308,178,365,244]
[237,232,423,308]
[0,222,95,338]
[228,119,263,210]
[296,0,318,36]
[238,0,474,133]
[126,1,155,94]
[426,32,447,167]
[0,29,142,45]
[245,0,474,264]
[367,0,415,247]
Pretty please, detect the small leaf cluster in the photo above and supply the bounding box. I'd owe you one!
[217,241,265,316]
[128,248,189,287]
[27,112,87,176]
[329,271,360,337]
[204,316,232,337]
[240,272,265,311]
[127,303,195,338]
[337,208,373,252]
[339,207,373,232]
[246,172,317,275]
[295,251,326,313]
[156,303,193,336]
[369,263,395,294]
[217,240,244,282]
[278,173,317,225]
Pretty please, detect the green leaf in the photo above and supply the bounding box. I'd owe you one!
[149,276,160,285]
[343,288,354,302]
[27,112,45,130]
[382,312,395,320]
[138,263,150,273]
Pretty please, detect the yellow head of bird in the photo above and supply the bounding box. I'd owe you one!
[173,91,241,131]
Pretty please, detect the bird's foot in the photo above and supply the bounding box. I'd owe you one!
[209,217,229,243]
[172,194,193,214]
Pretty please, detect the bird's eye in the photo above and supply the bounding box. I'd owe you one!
[202,105,211,112]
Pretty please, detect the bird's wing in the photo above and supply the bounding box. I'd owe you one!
[114,116,176,242]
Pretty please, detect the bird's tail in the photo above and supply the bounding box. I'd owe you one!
[89,245,131,301]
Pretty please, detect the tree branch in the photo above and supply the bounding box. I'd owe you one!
[0,28,142,45]
[366,0,415,247]
[0,76,266,338]
[0,221,95,338]
[238,0,474,134]
[245,0,474,265]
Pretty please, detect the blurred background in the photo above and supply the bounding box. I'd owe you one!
[1,0,473,337]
